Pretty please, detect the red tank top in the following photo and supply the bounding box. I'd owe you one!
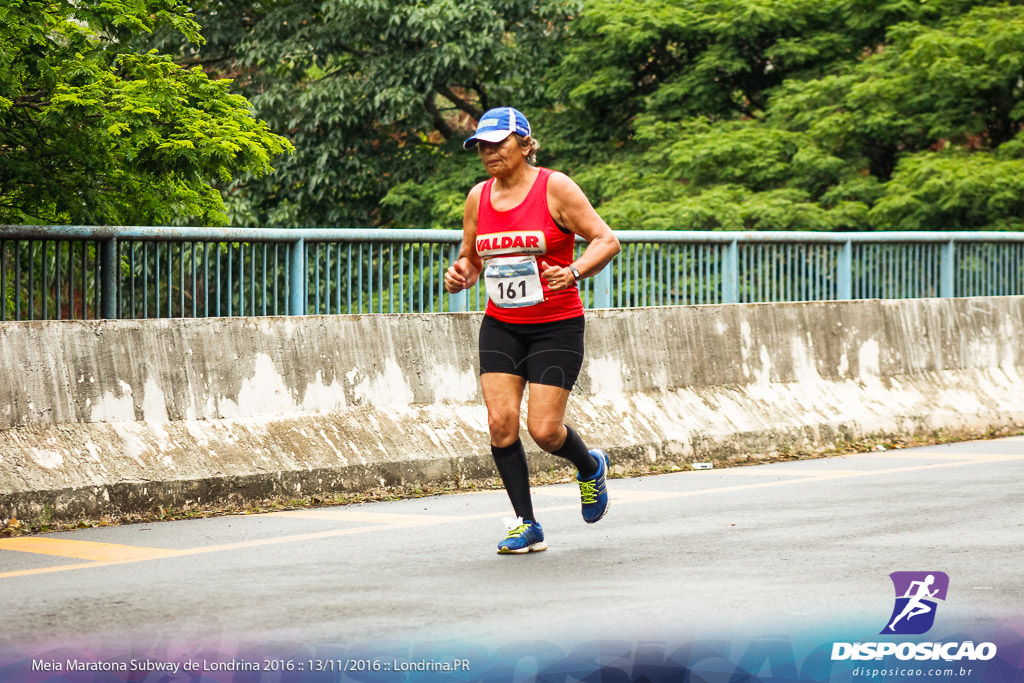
[476,167,584,323]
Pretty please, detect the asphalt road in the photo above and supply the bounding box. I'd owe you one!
[1,436,1022,678]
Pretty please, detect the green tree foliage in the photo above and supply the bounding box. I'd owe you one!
[548,0,984,133]
[0,0,292,225]
[561,0,1024,231]
[86,0,1023,231]
[156,0,580,228]
[394,0,1024,232]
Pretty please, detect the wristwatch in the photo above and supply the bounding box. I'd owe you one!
[569,264,582,281]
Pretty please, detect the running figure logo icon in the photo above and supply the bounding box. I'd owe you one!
[881,571,950,635]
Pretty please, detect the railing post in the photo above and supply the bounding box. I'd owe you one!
[449,289,467,312]
[447,245,467,312]
[838,240,853,300]
[593,266,613,308]
[100,237,118,319]
[940,239,956,298]
[289,238,305,315]
[723,239,739,304]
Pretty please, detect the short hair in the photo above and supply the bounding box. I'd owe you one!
[514,134,539,166]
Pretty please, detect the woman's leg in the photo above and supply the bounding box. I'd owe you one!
[525,385,598,477]
[481,372,534,521]
[521,316,598,477]
[525,383,609,523]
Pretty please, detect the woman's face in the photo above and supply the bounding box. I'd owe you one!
[476,135,526,177]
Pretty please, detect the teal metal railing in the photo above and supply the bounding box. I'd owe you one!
[1,226,1022,321]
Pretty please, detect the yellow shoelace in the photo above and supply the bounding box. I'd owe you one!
[504,523,530,538]
[578,479,598,504]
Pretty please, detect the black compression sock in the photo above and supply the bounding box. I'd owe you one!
[491,438,535,522]
[552,425,598,479]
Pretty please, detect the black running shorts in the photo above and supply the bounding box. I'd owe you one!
[478,315,585,390]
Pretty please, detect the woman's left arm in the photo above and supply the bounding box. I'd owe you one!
[541,171,621,292]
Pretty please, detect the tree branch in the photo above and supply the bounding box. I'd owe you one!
[436,85,482,120]
[176,55,237,69]
[337,42,373,58]
[474,81,490,113]
[13,90,52,111]
[424,94,455,139]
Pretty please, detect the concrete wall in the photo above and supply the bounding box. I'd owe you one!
[2,296,1023,522]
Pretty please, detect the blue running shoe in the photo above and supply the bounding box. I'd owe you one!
[578,449,610,524]
[497,518,547,554]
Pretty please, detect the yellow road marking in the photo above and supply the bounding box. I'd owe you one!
[264,510,457,525]
[0,509,543,580]
[529,486,582,497]
[532,487,683,502]
[609,489,697,502]
[859,452,1022,460]
[0,537,180,562]
[0,561,121,580]
[715,468,870,477]
[1,453,1021,580]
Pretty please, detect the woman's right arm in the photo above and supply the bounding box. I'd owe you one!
[444,183,485,293]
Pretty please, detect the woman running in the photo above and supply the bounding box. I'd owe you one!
[443,107,620,554]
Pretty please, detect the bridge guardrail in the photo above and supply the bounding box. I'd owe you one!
[1,226,1022,320]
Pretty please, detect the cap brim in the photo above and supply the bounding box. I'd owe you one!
[463,129,515,150]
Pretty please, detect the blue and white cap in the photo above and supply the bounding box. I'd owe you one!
[463,107,531,150]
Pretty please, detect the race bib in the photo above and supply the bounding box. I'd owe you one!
[484,255,544,308]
